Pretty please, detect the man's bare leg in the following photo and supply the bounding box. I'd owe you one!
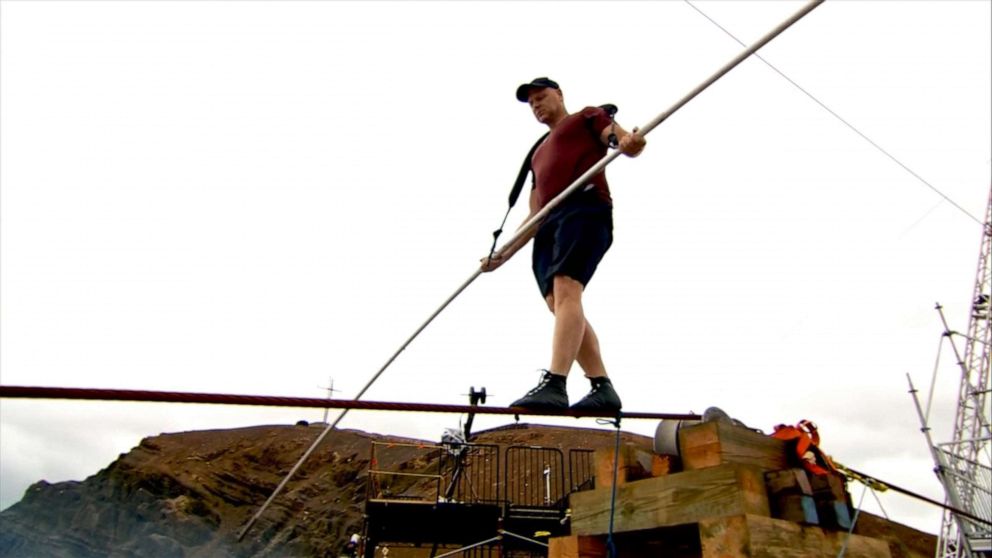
[545,275,621,410]
[512,274,619,410]
[576,320,607,378]
[548,275,587,375]
[548,275,609,380]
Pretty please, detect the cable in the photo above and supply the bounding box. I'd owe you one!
[684,0,984,227]
[870,486,891,521]
[837,484,869,558]
[838,464,992,527]
[0,385,700,421]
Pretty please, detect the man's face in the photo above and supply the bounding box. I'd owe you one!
[527,87,563,124]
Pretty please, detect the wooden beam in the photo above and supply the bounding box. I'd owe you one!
[548,535,607,558]
[570,463,770,536]
[679,420,789,471]
[594,444,671,489]
[699,514,892,557]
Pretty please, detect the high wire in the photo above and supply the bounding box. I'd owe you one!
[0,385,699,421]
[683,0,984,227]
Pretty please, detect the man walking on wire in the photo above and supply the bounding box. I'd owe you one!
[481,77,646,412]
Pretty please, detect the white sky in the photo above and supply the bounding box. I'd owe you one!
[1,0,989,537]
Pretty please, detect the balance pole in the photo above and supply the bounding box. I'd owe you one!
[238,0,824,541]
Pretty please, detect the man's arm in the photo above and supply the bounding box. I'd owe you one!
[601,122,646,157]
[480,189,540,272]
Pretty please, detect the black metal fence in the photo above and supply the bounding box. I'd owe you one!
[364,442,598,557]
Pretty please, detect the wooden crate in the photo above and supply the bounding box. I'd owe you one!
[679,420,790,471]
[569,463,770,536]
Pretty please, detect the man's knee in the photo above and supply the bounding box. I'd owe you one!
[552,275,584,308]
[544,294,556,313]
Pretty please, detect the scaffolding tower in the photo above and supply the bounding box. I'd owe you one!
[928,189,992,558]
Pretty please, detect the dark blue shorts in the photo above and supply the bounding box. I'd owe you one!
[531,193,613,299]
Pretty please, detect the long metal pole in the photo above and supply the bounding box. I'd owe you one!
[238,0,824,540]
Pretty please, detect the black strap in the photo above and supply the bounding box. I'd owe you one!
[487,131,549,263]
[508,131,550,208]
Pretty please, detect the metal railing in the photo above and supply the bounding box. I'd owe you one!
[367,441,443,503]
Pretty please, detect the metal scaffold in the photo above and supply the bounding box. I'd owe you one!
[913,189,992,558]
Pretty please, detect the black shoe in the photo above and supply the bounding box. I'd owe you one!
[510,370,568,410]
[570,377,622,412]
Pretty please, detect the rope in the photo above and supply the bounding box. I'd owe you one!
[0,385,700,421]
[597,417,623,558]
[836,483,869,558]
[869,486,891,521]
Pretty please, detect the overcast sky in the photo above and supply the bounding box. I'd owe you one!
[1,0,989,537]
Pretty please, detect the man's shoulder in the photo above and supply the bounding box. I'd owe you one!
[554,106,605,124]
[556,107,608,130]
[576,106,612,134]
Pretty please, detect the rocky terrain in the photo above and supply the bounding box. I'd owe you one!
[0,419,937,558]
[0,422,645,557]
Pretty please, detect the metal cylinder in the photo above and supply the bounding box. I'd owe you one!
[653,418,700,457]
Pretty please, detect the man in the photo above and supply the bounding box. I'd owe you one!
[481,77,646,411]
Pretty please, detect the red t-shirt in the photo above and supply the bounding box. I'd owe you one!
[531,106,613,209]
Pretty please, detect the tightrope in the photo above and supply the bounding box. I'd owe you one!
[0,385,700,421]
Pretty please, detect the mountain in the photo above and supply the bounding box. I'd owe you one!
[0,422,643,557]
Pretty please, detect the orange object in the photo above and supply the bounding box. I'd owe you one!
[770,420,838,476]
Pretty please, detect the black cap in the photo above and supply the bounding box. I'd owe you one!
[515,77,560,102]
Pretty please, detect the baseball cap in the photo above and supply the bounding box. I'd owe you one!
[515,77,560,102]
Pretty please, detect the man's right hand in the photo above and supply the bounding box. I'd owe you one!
[480,253,506,272]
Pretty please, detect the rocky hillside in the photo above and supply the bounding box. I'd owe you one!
[0,422,645,557]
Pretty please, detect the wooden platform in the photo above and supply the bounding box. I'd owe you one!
[550,420,919,558]
[570,463,769,535]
